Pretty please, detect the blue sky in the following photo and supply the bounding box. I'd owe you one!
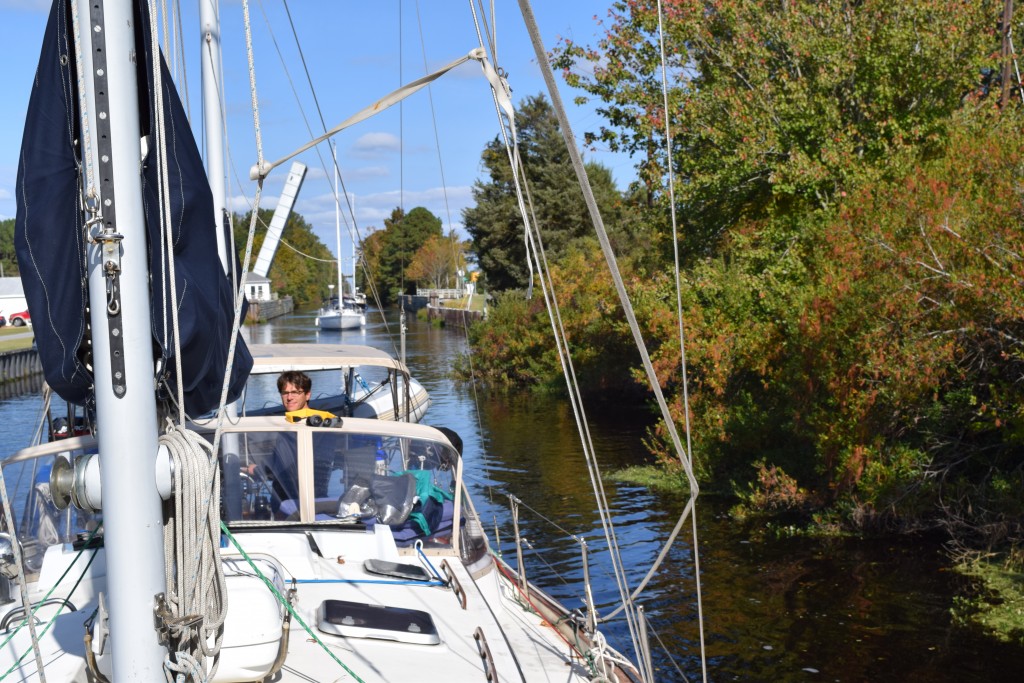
[0,0,636,261]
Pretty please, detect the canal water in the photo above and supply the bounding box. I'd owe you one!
[2,308,1020,681]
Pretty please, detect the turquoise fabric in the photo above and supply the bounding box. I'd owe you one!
[402,470,453,535]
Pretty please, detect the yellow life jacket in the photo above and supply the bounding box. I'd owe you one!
[284,407,337,424]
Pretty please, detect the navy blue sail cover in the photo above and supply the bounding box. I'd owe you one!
[15,0,252,415]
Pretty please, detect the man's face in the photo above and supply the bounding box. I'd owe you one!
[280,382,310,412]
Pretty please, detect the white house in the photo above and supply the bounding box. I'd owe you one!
[0,277,28,318]
[243,272,273,302]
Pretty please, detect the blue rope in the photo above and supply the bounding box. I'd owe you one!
[416,544,445,582]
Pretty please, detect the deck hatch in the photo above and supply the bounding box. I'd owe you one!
[363,559,433,582]
[317,600,440,645]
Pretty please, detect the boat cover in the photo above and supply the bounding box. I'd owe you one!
[14,0,251,415]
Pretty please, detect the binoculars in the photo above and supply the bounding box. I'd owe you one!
[305,415,343,428]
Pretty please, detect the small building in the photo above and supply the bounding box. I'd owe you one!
[243,272,272,302]
[0,277,28,318]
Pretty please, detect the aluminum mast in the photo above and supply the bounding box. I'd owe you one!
[77,0,168,677]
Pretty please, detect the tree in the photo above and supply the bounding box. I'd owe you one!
[369,206,443,304]
[232,209,333,307]
[406,233,467,290]
[356,228,385,302]
[551,0,1001,259]
[462,94,631,291]
[465,0,1024,550]
[0,219,18,277]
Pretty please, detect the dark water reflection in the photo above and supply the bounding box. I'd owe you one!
[2,307,1020,681]
[706,520,1024,681]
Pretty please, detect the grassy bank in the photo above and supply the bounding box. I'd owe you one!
[437,293,486,312]
[0,327,34,353]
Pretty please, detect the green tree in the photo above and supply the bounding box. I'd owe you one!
[552,0,1001,259]
[0,219,18,277]
[232,209,333,307]
[455,237,651,402]
[356,228,385,303]
[462,94,632,290]
[369,206,443,305]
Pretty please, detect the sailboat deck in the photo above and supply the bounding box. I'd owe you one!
[0,415,616,682]
[218,525,594,682]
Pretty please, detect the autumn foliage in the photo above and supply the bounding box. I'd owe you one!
[464,0,1023,547]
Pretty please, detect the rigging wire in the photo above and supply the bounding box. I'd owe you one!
[0,450,46,680]
[148,0,187,426]
[468,0,649,671]
[466,0,534,302]
[202,5,343,297]
[413,1,462,290]
[399,3,406,296]
[278,0,376,307]
[242,3,487,355]
[485,0,644,650]
[400,0,404,215]
[0,526,101,681]
[513,0,710,678]
[173,0,191,120]
[1012,27,1024,105]
[655,1,708,679]
[276,237,337,263]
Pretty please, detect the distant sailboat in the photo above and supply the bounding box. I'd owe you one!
[314,295,361,330]
[316,143,363,330]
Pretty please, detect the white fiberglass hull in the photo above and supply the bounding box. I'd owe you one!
[349,376,431,423]
[316,308,362,330]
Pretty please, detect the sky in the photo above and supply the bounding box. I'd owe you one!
[0,0,636,265]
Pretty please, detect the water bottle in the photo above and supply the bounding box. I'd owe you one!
[374,453,387,476]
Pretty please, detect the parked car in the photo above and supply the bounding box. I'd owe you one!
[8,310,30,327]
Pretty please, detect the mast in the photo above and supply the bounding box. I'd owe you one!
[200,0,228,269]
[76,0,168,677]
[349,194,354,298]
[334,141,344,300]
[349,195,366,325]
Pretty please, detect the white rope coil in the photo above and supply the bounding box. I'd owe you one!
[161,423,227,681]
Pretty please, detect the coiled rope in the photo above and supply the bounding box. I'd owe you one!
[140,2,229,678]
[160,422,227,682]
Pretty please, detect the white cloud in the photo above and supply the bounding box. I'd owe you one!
[350,132,401,158]
[341,165,389,182]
